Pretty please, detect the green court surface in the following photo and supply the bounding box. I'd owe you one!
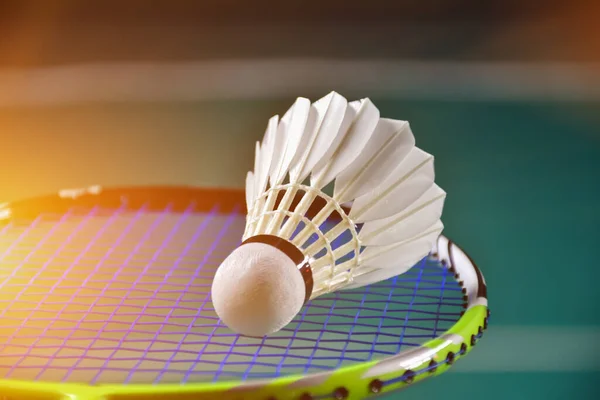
[1,98,599,398]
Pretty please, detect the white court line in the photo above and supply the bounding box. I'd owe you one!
[452,326,600,373]
[0,59,599,107]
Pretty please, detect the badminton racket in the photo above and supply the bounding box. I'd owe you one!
[0,186,488,400]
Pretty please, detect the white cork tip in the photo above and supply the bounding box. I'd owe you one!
[211,242,306,337]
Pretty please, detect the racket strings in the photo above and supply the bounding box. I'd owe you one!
[0,203,464,384]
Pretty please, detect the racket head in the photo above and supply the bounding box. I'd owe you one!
[0,186,488,400]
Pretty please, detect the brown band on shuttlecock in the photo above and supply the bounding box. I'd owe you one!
[241,234,313,304]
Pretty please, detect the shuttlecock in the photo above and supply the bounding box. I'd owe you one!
[212,92,445,337]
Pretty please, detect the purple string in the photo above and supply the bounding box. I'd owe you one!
[28,205,127,381]
[168,206,240,384]
[124,204,218,384]
[88,204,180,384]
[60,204,151,381]
[4,207,96,376]
[0,203,465,384]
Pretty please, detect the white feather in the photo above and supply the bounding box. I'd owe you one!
[266,116,287,188]
[311,99,379,188]
[269,98,311,186]
[289,92,349,183]
[309,102,357,188]
[255,116,278,196]
[243,93,446,301]
[349,147,435,223]
[245,171,255,211]
[252,140,261,183]
[333,118,415,204]
[345,220,444,289]
[359,184,446,246]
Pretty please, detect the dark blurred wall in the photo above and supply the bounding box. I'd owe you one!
[0,0,598,68]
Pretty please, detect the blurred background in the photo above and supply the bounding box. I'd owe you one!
[0,1,599,399]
